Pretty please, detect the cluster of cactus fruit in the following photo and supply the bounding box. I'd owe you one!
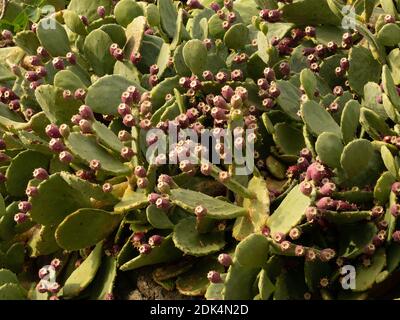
[2,0,400,300]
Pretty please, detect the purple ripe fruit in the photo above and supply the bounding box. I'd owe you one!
[18,201,32,213]
[139,244,152,254]
[14,213,28,224]
[121,147,135,160]
[130,51,142,65]
[79,119,93,134]
[66,52,77,65]
[59,151,74,164]
[148,235,163,247]
[194,205,207,218]
[79,105,94,120]
[218,253,232,267]
[207,271,222,283]
[49,138,65,153]
[52,57,65,70]
[97,6,106,18]
[300,181,313,196]
[391,204,400,217]
[33,168,49,180]
[384,14,396,24]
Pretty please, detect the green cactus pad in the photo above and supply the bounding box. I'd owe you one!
[340,100,361,144]
[282,0,340,25]
[321,210,372,224]
[223,259,260,300]
[63,10,88,35]
[0,269,18,287]
[0,243,25,273]
[55,208,122,250]
[363,82,388,118]
[35,85,81,125]
[53,70,88,92]
[374,171,396,205]
[145,4,161,27]
[381,145,398,178]
[275,80,302,120]
[63,242,103,297]
[36,18,70,56]
[13,31,40,55]
[114,0,143,27]
[235,234,269,268]
[360,107,394,140]
[348,46,381,96]
[66,132,130,175]
[158,0,178,38]
[114,188,148,214]
[382,64,400,109]
[233,176,270,240]
[91,121,125,153]
[88,255,117,300]
[173,217,225,256]
[67,0,112,22]
[340,139,375,179]
[120,235,182,271]
[83,29,115,76]
[28,225,60,257]
[29,173,91,226]
[258,268,275,300]
[5,150,50,198]
[339,222,377,258]
[267,184,310,235]
[85,75,142,115]
[182,39,208,76]
[301,100,341,137]
[153,259,194,281]
[223,23,249,50]
[170,188,247,219]
[300,69,317,100]
[173,44,192,76]
[273,123,305,156]
[0,283,26,300]
[304,260,332,293]
[377,23,400,47]
[146,204,174,229]
[59,172,117,204]
[176,256,224,296]
[354,248,386,292]
[205,273,226,300]
[315,132,344,169]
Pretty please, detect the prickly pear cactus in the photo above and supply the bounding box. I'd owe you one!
[1,0,400,301]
